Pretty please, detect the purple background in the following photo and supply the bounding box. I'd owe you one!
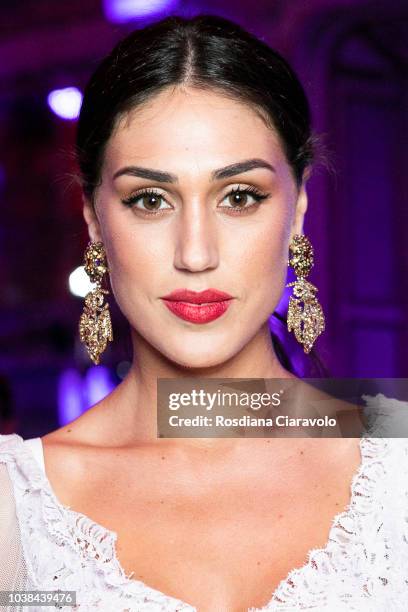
[0,0,407,437]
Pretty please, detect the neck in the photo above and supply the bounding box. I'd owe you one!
[102,322,296,448]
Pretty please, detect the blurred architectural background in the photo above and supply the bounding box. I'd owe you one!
[0,0,407,436]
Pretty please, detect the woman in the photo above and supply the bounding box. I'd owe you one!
[0,14,407,612]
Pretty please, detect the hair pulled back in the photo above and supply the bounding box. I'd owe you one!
[76,13,317,203]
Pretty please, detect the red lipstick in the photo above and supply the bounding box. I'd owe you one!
[161,288,234,323]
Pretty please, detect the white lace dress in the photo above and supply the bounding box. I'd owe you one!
[0,393,407,611]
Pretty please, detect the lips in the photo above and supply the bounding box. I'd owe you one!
[161,288,234,323]
[161,288,233,303]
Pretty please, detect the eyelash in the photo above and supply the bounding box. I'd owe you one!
[121,185,270,216]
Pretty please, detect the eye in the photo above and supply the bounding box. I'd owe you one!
[219,185,269,214]
[121,185,270,216]
[121,188,172,215]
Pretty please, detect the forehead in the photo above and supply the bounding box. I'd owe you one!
[103,87,286,173]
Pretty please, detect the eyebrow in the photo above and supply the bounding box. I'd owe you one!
[112,158,276,183]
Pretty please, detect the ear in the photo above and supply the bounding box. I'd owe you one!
[82,196,103,243]
[290,170,310,239]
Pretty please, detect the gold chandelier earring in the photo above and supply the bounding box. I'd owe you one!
[285,234,325,354]
[79,241,113,365]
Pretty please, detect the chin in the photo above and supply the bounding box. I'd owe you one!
[160,342,237,371]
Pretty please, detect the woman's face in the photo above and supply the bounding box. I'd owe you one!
[84,86,308,368]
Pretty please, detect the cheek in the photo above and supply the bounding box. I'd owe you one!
[98,211,164,304]
[110,241,160,301]
[241,216,290,293]
[233,219,291,330]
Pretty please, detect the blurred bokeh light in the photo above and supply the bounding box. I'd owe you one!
[69,266,94,298]
[103,0,179,22]
[47,87,83,120]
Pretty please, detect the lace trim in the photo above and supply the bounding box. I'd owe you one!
[0,434,197,609]
[251,436,391,610]
[361,392,408,437]
[0,424,397,610]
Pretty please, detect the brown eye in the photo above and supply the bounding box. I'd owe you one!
[141,194,162,210]
[228,191,249,208]
[219,186,269,214]
[121,188,172,214]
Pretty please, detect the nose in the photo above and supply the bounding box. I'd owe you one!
[173,200,219,273]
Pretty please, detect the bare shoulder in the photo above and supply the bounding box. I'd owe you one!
[42,387,119,446]
[40,397,118,506]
